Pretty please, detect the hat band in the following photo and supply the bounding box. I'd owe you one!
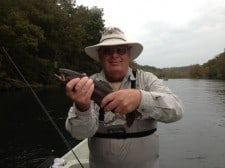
[100,37,126,43]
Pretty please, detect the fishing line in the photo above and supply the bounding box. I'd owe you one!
[2,46,84,168]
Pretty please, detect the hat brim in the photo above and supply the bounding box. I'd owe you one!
[85,40,143,62]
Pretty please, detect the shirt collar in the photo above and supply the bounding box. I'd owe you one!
[95,67,136,82]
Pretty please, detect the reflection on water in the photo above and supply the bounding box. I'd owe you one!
[159,79,225,168]
[0,79,225,168]
[0,88,80,168]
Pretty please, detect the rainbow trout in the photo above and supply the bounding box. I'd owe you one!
[56,68,113,105]
[55,68,140,127]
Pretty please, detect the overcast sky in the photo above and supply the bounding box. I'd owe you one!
[76,0,225,68]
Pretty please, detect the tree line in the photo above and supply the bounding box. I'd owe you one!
[189,51,225,80]
[131,50,225,80]
[0,0,104,89]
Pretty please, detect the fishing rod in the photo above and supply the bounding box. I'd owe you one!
[1,46,84,168]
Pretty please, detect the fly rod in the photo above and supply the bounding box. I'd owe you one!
[1,46,84,168]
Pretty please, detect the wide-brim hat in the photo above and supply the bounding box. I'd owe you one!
[85,27,143,62]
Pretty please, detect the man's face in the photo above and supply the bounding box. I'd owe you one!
[98,45,130,81]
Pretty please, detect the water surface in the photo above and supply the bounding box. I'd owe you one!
[0,79,225,167]
[159,79,225,168]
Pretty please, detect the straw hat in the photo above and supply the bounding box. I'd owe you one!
[85,27,143,62]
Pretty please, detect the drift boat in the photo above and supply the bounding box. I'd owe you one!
[61,139,89,168]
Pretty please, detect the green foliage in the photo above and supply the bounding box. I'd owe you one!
[189,52,225,80]
[0,0,104,89]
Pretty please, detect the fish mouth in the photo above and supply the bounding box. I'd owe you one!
[55,73,66,82]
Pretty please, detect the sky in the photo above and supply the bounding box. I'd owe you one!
[76,0,225,68]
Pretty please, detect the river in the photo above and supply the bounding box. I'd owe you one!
[159,79,225,168]
[0,79,225,168]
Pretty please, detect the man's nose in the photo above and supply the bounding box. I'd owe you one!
[110,49,119,58]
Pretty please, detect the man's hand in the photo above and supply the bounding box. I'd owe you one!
[101,89,141,114]
[66,77,94,111]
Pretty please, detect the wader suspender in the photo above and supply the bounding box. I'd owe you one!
[125,69,137,127]
[95,69,157,139]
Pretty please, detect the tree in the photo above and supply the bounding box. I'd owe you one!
[0,0,105,89]
[189,64,202,78]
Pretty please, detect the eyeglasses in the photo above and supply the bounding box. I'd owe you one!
[98,46,130,56]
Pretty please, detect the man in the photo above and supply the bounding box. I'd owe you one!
[65,27,183,168]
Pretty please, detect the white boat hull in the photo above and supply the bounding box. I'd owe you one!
[62,139,89,168]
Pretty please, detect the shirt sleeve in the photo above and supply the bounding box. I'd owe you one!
[137,70,184,123]
[65,102,99,140]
